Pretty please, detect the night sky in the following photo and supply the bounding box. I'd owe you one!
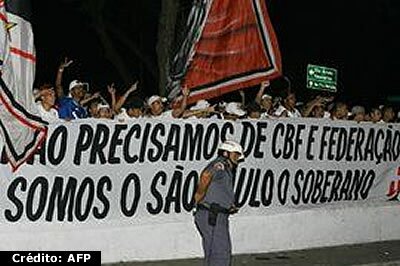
[31,0,400,106]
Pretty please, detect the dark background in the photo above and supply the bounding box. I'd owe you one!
[31,0,400,106]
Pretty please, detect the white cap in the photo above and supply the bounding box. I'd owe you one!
[97,103,110,110]
[225,102,246,116]
[147,95,167,106]
[218,101,227,108]
[296,101,304,107]
[351,105,365,115]
[323,111,331,119]
[218,140,244,160]
[190,99,210,111]
[261,94,273,100]
[69,80,85,91]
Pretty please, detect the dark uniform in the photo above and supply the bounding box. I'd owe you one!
[195,156,235,266]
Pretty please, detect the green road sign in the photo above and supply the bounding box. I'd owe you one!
[307,64,337,92]
[387,96,400,102]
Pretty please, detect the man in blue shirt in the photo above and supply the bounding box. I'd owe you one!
[57,80,88,120]
[55,58,88,120]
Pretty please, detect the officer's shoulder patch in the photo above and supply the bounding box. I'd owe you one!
[213,162,225,170]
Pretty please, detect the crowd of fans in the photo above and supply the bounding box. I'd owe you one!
[33,58,399,124]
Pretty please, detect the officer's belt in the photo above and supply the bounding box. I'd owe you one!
[197,202,230,214]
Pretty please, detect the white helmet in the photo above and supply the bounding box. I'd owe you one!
[218,140,244,160]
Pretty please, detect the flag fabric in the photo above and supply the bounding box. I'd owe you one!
[168,0,282,104]
[0,0,47,172]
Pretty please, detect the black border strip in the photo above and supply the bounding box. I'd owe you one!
[191,68,269,92]
[252,0,275,68]
[0,118,40,162]
[0,78,47,125]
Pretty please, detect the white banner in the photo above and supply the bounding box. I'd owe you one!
[0,118,399,227]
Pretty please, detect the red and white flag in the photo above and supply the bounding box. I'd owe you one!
[0,0,47,172]
[168,0,282,104]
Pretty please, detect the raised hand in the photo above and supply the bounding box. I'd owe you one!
[92,91,101,98]
[261,80,270,88]
[182,86,190,97]
[128,81,139,93]
[207,104,217,114]
[59,57,73,71]
[107,84,116,95]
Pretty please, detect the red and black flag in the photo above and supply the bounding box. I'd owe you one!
[0,0,47,172]
[168,0,282,104]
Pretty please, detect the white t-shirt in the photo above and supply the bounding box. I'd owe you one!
[273,105,302,118]
[115,108,140,122]
[36,103,60,122]
[260,112,276,119]
[153,110,175,119]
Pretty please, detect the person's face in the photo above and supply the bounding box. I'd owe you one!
[383,108,395,122]
[71,85,86,100]
[150,100,164,116]
[248,111,261,119]
[370,109,382,123]
[336,105,349,120]
[261,98,272,111]
[353,113,365,122]
[284,93,296,110]
[41,89,56,106]
[223,113,239,121]
[98,107,112,119]
[127,107,143,118]
[312,105,325,118]
[228,152,242,165]
[89,103,99,118]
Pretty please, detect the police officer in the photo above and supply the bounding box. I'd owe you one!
[194,140,244,266]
